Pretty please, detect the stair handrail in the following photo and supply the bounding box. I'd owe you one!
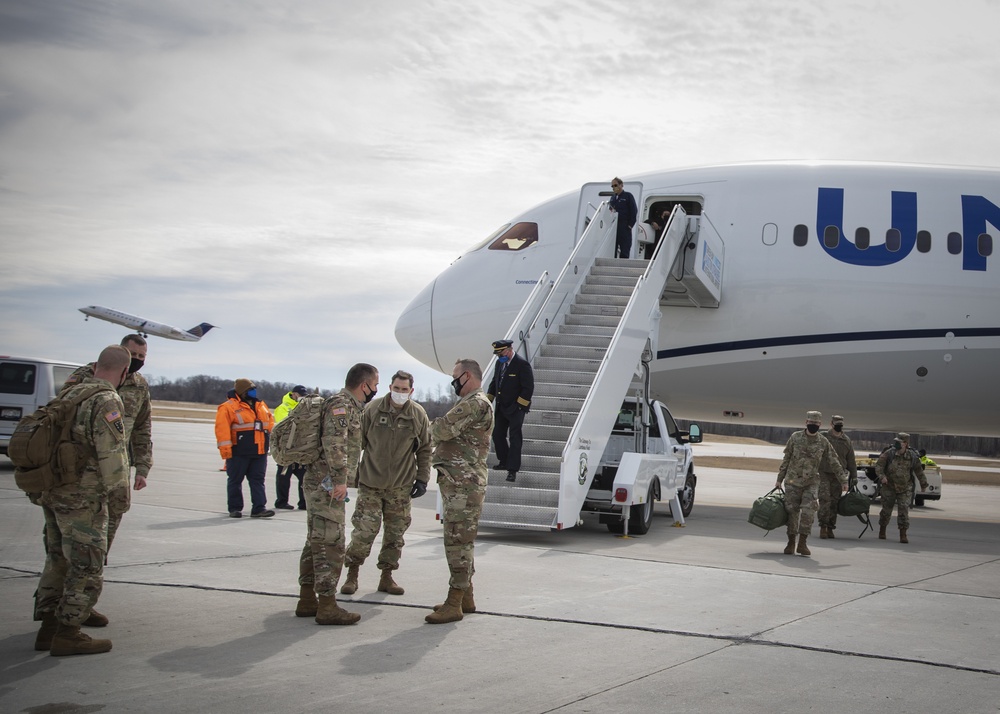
[555,206,690,527]
[483,269,553,388]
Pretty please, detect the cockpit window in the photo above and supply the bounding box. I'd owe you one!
[488,222,538,251]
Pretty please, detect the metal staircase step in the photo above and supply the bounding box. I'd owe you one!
[531,395,586,412]
[531,382,594,400]
[485,483,559,508]
[546,333,612,349]
[594,257,647,269]
[515,451,564,469]
[585,275,640,289]
[487,467,561,488]
[522,423,572,442]
[564,314,622,329]
[525,409,580,428]
[532,368,598,386]
[538,344,608,361]
[534,356,602,373]
[558,324,617,337]
[570,303,625,318]
[479,502,556,531]
[575,293,630,307]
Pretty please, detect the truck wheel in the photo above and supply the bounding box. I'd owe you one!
[679,470,696,517]
[628,482,656,535]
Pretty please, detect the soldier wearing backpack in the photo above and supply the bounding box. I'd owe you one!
[875,432,928,543]
[272,385,309,510]
[28,345,132,656]
[818,415,858,539]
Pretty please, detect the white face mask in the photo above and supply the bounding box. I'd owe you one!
[390,391,410,405]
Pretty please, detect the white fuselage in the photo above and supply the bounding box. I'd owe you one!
[79,305,202,341]
[396,162,1000,436]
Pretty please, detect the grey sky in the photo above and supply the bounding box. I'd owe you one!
[2,0,999,396]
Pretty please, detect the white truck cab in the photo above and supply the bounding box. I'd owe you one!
[1,356,82,456]
[583,397,701,534]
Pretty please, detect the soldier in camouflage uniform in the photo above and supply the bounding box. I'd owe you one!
[775,410,845,556]
[341,370,431,597]
[425,359,493,624]
[296,363,378,626]
[56,334,151,628]
[33,345,132,656]
[875,432,928,543]
[818,415,858,539]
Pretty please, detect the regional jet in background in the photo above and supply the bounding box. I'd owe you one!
[79,305,216,342]
[396,161,1000,438]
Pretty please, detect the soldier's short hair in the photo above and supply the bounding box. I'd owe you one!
[121,334,147,348]
[391,370,414,387]
[455,359,482,381]
[97,345,130,371]
[345,363,378,389]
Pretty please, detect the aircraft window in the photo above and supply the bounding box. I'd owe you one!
[855,227,870,250]
[464,224,511,254]
[488,222,539,251]
[979,233,993,257]
[916,230,932,253]
[793,224,808,246]
[761,223,777,246]
[947,231,962,254]
[885,228,901,252]
[823,225,839,249]
[0,362,36,395]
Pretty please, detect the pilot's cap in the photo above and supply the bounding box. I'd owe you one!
[896,432,910,442]
[832,415,845,425]
[234,378,255,396]
[492,339,513,354]
[806,410,822,422]
[292,385,308,396]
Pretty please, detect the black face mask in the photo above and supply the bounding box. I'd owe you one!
[128,358,144,374]
[364,384,377,404]
[833,424,843,432]
[806,423,820,434]
[451,373,466,397]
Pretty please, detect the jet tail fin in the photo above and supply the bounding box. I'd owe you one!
[187,322,216,338]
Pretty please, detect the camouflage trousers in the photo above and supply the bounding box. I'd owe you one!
[879,486,913,530]
[344,483,412,571]
[437,469,485,591]
[299,472,346,597]
[784,480,820,536]
[816,473,842,530]
[34,488,109,626]
[106,483,132,559]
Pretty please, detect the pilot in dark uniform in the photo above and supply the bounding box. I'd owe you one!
[486,339,534,483]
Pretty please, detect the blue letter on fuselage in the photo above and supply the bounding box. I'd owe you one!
[961,195,999,272]
[816,187,917,267]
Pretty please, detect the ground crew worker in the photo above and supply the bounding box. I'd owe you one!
[59,333,152,627]
[215,379,275,518]
[425,358,493,624]
[818,414,858,539]
[487,339,533,483]
[32,345,131,656]
[918,449,938,468]
[273,385,308,510]
[775,410,845,556]
[295,363,378,626]
[875,433,928,543]
[341,370,431,597]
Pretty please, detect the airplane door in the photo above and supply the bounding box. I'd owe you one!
[575,181,643,245]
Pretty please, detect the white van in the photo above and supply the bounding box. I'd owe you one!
[0,356,82,456]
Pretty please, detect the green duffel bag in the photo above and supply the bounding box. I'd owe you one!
[838,485,874,537]
[748,487,788,531]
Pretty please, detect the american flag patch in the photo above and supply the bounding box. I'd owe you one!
[332,407,347,415]
[105,410,121,422]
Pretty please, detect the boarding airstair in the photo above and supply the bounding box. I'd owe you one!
[478,200,723,531]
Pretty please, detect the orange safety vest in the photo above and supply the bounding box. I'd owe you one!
[215,396,274,459]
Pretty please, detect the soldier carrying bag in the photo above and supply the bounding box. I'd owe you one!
[748,487,788,532]
[8,383,110,493]
[837,483,873,537]
[270,394,325,466]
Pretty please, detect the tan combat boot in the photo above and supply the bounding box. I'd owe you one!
[796,534,811,556]
[878,523,887,539]
[340,565,360,595]
[377,569,404,595]
[819,526,829,539]
[827,527,835,539]
[783,533,796,555]
[34,613,58,652]
[49,624,112,656]
[295,584,318,617]
[434,582,476,614]
[899,528,909,544]
[82,609,109,627]
[425,588,464,624]
[315,594,361,626]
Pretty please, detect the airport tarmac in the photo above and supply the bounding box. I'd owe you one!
[1,421,998,713]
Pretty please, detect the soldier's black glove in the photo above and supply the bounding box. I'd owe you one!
[410,480,427,499]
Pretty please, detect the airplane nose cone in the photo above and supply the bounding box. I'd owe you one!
[395,279,442,372]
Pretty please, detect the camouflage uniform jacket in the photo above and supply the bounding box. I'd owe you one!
[819,429,857,482]
[61,377,131,495]
[777,430,843,487]
[315,388,364,487]
[357,394,432,490]
[64,363,152,477]
[431,388,493,483]
[875,447,928,492]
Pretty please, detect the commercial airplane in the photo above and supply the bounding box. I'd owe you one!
[79,305,216,342]
[396,161,1000,438]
